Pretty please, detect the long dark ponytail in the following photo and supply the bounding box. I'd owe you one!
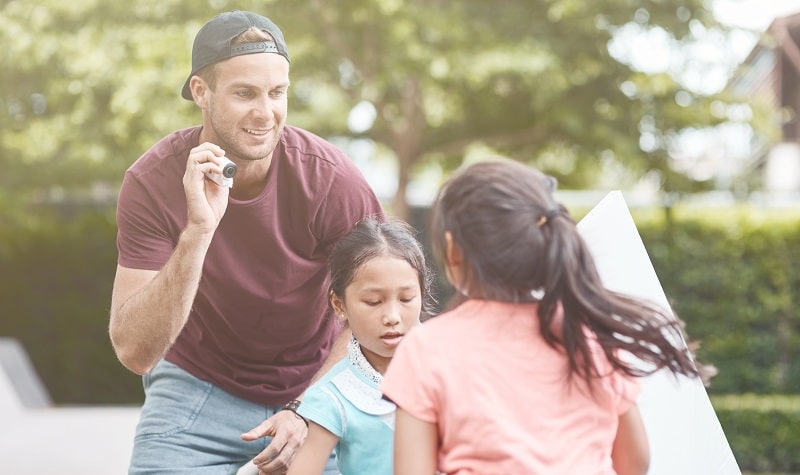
[431,158,700,387]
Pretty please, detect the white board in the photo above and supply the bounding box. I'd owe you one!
[576,191,740,475]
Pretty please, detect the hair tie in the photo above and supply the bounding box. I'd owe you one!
[536,208,559,228]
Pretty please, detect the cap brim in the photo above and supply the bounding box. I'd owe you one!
[181,76,193,100]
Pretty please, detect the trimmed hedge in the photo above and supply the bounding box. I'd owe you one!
[712,394,800,472]
[0,207,143,404]
[0,203,798,404]
[635,206,800,395]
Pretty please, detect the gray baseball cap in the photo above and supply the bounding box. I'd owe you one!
[181,10,290,100]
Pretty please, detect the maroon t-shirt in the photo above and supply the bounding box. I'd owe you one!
[116,125,386,405]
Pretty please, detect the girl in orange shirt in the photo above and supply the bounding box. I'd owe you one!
[382,159,704,475]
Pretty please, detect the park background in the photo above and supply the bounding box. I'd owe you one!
[1,0,799,473]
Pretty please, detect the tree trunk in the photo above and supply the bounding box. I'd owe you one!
[388,76,425,222]
[392,157,411,221]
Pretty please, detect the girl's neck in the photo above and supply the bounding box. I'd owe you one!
[347,337,384,384]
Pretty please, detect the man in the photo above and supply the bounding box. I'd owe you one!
[109,10,385,474]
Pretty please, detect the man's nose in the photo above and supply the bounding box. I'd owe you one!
[251,94,273,117]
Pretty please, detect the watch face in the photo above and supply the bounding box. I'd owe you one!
[284,399,301,411]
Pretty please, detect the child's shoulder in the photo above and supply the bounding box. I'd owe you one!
[406,310,470,347]
[418,300,489,332]
[311,356,351,386]
[413,299,532,343]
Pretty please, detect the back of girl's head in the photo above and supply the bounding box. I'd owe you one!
[431,158,702,385]
[329,217,435,316]
[430,158,590,303]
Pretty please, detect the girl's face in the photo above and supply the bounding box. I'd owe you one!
[333,255,422,374]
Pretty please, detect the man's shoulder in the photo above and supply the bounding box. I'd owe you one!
[128,126,201,175]
[148,126,201,160]
[280,124,330,144]
[279,125,347,164]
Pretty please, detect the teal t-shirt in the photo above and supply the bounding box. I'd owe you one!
[298,357,395,475]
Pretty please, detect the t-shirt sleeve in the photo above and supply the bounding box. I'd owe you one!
[606,363,642,415]
[615,374,642,415]
[591,337,643,415]
[313,159,386,255]
[115,171,176,270]
[297,381,345,438]
[381,326,439,424]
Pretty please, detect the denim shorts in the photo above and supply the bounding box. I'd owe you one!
[128,359,338,475]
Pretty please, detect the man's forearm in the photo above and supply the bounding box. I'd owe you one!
[110,228,214,374]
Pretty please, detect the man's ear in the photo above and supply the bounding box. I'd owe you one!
[189,75,209,106]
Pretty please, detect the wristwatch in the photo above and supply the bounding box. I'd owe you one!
[282,399,302,412]
[281,399,308,427]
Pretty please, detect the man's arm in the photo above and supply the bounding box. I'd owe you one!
[240,325,351,472]
[110,142,230,375]
[109,227,214,375]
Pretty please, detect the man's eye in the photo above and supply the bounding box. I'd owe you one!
[270,90,286,99]
[236,90,253,98]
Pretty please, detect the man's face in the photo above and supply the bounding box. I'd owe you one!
[201,53,290,162]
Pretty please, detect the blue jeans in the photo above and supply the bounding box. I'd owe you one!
[129,359,339,475]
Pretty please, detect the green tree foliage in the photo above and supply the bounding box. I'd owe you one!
[1,0,766,221]
[1,1,192,223]
[262,0,755,217]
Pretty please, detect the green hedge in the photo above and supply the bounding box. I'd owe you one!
[0,204,798,404]
[635,206,800,394]
[0,207,143,404]
[712,394,800,472]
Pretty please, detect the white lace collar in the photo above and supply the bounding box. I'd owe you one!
[347,336,383,385]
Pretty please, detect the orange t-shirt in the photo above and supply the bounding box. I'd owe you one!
[382,299,641,475]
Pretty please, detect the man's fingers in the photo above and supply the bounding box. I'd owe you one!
[254,440,292,474]
[241,419,275,441]
[191,142,225,159]
[246,411,308,473]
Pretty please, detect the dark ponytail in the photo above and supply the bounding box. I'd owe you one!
[431,159,701,388]
[542,214,697,384]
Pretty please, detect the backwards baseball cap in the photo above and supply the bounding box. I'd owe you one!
[181,10,290,100]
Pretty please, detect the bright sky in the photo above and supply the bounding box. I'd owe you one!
[706,0,800,91]
[672,1,800,182]
[713,0,800,31]
[606,0,800,95]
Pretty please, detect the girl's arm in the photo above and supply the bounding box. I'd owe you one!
[286,422,339,475]
[394,407,438,475]
[611,404,650,475]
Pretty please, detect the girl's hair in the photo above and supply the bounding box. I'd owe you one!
[328,217,436,318]
[430,158,700,385]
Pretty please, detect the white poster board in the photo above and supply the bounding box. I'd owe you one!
[576,191,741,475]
